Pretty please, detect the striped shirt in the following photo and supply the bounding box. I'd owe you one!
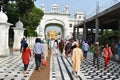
[33,43,43,54]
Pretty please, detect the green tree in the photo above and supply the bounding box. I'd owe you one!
[98,30,120,45]
[16,0,35,16]
[6,2,19,25]
[23,7,44,36]
[5,0,44,37]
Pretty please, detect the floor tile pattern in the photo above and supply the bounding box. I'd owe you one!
[50,51,120,80]
[80,52,120,80]
[0,52,35,80]
[0,51,120,80]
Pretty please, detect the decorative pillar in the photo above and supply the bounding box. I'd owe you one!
[12,19,25,50]
[0,7,12,56]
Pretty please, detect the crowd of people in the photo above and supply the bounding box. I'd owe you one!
[20,37,120,77]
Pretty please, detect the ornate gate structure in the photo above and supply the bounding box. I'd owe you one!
[36,4,84,40]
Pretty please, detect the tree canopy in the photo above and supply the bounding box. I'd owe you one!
[4,0,44,37]
[98,30,120,45]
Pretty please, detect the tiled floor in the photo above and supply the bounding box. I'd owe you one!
[0,51,35,80]
[50,51,120,80]
[0,50,120,80]
[80,52,120,80]
[49,50,86,80]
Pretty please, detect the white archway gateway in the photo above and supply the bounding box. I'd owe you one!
[36,4,84,40]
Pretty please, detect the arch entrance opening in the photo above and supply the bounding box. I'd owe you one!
[45,23,64,40]
[36,4,84,40]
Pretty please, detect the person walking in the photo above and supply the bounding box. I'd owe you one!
[92,42,101,70]
[21,43,31,74]
[72,43,83,77]
[81,39,85,51]
[33,38,43,71]
[65,41,71,58]
[59,39,64,54]
[53,39,59,55]
[70,39,77,56]
[82,41,89,59]
[71,39,77,49]
[103,43,112,69]
[117,43,120,60]
[20,37,26,52]
[111,42,117,60]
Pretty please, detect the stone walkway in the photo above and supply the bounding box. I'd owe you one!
[0,50,120,80]
[0,52,35,80]
[50,51,120,80]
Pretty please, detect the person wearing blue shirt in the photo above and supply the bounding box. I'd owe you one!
[82,41,89,59]
[20,38,26,52]
[33,38,43,71]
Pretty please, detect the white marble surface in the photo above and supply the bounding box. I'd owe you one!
[0,51,35,80]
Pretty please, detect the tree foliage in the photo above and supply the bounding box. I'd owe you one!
[5,0,44,37]
[98,30,120,45]
[23,7,44,36]
[6,2,19,25]
[16,0,35,16]
[22,7,44,30]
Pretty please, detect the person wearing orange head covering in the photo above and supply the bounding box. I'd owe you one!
[72,43,83,77]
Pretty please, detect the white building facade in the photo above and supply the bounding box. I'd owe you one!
[0,7,12,56]
[12,20,25,50]
[36,4,84,40]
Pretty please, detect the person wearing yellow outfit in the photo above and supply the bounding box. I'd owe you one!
[72,43,83,77]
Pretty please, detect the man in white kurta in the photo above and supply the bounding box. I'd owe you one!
[72,43,83,76]
[53,40,58,55]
